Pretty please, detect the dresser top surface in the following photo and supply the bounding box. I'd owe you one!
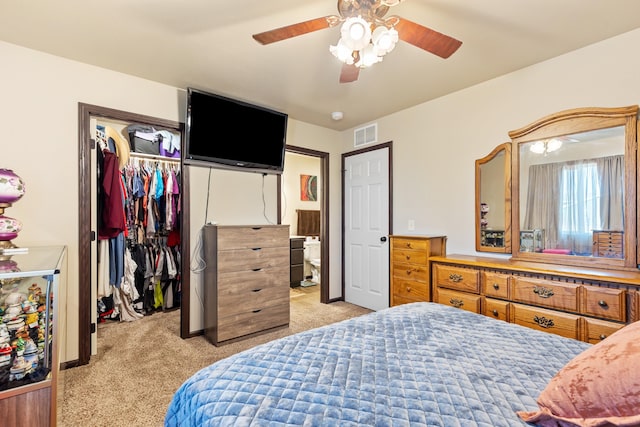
[431,254,640,286]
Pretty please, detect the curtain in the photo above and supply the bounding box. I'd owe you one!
[523,155,624,255]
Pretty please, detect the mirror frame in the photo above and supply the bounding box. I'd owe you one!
[475,142,512,253]
[509,105,638,270]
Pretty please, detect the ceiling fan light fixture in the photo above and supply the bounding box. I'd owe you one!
[372,26,398,54]
[546,138,563,152]
[356,44,382,68]
[529,141,546,154]
[341,16,371,50]
[330,39,355,64]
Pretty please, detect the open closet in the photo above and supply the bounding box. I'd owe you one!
[77,104,188,365]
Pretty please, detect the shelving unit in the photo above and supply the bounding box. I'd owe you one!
[0,246,66,427]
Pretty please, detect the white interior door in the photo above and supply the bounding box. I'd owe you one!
[344,146,390,310]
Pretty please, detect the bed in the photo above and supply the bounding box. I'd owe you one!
[165,302,639,426]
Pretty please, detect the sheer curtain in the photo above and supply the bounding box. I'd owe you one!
[523,155,624,255]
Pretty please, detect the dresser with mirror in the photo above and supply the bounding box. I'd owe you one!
[433,106,640,342]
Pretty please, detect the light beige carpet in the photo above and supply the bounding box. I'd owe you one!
[59,287,371,427]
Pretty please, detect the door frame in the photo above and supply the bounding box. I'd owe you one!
[341,142,393,302]
[282,145,331,303]
[76,103,188,367]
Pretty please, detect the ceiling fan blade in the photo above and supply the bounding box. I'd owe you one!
[253,16,339,45]
[339,64,360,83]
[394,17,462,59]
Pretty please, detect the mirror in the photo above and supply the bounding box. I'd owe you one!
[476,143,511,253]
[509,106,638,270]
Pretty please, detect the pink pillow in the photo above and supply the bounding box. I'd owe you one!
[542,248,572,255]
[517,320,640,426]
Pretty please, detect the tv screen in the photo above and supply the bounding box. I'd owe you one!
[184,88,288,174]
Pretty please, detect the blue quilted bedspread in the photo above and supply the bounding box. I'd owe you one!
[165,302,590,426]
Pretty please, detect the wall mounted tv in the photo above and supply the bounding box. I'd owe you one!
[184,87,288,174]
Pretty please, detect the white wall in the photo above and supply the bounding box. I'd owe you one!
[343,28,640,258]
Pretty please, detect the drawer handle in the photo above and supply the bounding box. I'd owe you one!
[252,247,262,251]
[491,309,499,317]
[405,286,412,293]
[406,268,417,275]
[492,283,500,290]
[599,334,607,341]
[533,315,555,329]
[449,298,464,308]
[449,273,463,282]
[405,243,413,249]
[251,289,262,292]
[598,300,609,308]
[252,227,262,230]
[252,268,263,272]
[252,309,262,313]
[405,255,411,260]
[533,286,554,298]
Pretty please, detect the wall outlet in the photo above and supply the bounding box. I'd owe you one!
[408,219,415,231]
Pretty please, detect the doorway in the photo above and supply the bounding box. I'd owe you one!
[282,146,330,303]
[342,142,393,310]
[76,103,188,367]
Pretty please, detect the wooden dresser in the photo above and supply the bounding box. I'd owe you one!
[431,254,640,343]
[203,224,290,345]
[390,235,447,306]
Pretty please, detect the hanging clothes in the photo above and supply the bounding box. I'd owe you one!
[96,123,182,322]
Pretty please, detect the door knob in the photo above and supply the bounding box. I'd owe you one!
[380,236,387,242]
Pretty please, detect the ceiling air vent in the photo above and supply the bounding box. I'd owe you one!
[354,123,377,147]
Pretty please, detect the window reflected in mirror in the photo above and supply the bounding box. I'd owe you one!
[518,126,625,257]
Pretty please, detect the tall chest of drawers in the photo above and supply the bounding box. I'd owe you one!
[431,254,640,343]
[390,235,447,306]
[203,224,290,345]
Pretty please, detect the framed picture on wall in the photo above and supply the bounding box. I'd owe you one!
[300,174,317,201]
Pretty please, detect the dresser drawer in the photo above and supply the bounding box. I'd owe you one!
[581,285,626,322]
[511,303,580,340]
[218,266,290,293]
[393,279,429,302]
[433,264,480,293]
[583,317,625,344]
[512,277,579,312]
[484,298,510,322]
[217,247,289,272]
[290,248,304,265]
[393,263,429,283]
[482,272,510,299]
[217,303,290,342]
[392,248,428,265]
[217,226,290,249]
[392,237,429,251]
[435,288,482,314]
[218,277,290,316]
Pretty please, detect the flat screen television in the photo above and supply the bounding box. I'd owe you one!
[184,87,288,174]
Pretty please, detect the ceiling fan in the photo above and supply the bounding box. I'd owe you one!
[252,0,462,83]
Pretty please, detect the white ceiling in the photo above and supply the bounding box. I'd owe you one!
[2,0,640,131]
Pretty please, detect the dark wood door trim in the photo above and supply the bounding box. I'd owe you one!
[77,103,187,365]
[283,146,330,304]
